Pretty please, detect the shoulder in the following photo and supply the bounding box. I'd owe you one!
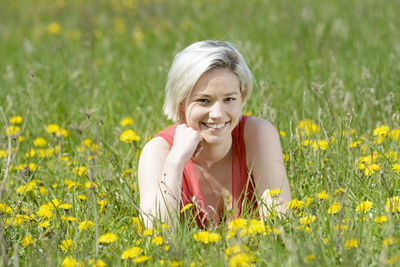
[243,117,281,164]
[244,116,279,140]
[139,137,171,164]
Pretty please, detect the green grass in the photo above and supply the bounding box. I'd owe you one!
[1,0,400,266]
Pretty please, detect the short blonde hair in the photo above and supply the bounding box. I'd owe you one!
[163,40,253,123]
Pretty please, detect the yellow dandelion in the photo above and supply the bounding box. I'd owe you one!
[355,200,373,213]
[364,164,380,176]
[299,215,317,225]
[4,125,20,136]
[98,233,118,244]
[193,231,221,244]
[389,129,400,141]
[392,163,400,174]
[121,246,142,259]
[9,115,23,124]
[317,190,329,200]
[228,218,248,231]
[132,256,151,263]
[61,257,79,267]
[37,204,53,219]
[344,239,358,249]
[88,259,107,267]
[78,220,94,231]
[151,236,163,245]
[373,125,390,137]
[267,188,282,197]
[33,137,47,147]
[303,254,315,263]
[119,129,141,143]
[131,216,143,233]
[72,166,88,176]
[46,124,60,134]
[327,202,341,214]
[21,235,33,247]
[297,119,319,136]
[180,203,193,213]
[382,237,396,247]
[385,196,400,212]
[374,215,388,224]
[38,220,50,227]
[312,140,329,150]
[48,22,61,34]
[386,256,400,265]
[279,130,286,137]
[228,253,251,267]
[59,203,73,210]
[287,199,305,210]
[120,117,134,126]
[59,239,75,252]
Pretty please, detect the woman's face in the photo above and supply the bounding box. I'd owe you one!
[183,68,242,145]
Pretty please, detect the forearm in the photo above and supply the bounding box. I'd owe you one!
[156,153,186,226]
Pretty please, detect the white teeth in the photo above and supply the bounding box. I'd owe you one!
[204,122,225,129]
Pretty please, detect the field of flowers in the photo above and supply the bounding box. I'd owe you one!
[1,0,400,266]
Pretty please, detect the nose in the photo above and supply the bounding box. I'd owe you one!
[209,101,223,119]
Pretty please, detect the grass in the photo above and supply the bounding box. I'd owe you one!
[1,0,400,266]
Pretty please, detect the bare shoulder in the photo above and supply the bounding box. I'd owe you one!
[244,116,279,141]
[140,137,171,161]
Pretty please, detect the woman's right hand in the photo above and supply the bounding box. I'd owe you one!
[169,124,203,164]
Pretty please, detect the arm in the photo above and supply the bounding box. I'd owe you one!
[138,125,202,228]
[244,117,291,217]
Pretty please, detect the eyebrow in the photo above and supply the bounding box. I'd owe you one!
[193,92,240,98]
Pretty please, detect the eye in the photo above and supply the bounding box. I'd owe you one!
[196,98,209,104]
[225,97,236,102]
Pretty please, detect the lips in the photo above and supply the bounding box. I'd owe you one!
[201,122,228,129]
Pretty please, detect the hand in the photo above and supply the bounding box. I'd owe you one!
[170,124,203,164]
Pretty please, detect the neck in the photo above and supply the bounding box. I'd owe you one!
[193,137,232,167]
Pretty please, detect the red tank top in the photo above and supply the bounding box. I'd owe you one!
[155,115,258,228]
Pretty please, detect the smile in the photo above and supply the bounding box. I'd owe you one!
[202,122,228,129]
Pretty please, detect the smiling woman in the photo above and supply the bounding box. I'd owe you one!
[138,40,291,228]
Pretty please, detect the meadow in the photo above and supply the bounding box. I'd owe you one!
[1,0,400,266]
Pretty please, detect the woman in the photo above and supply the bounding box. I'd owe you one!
[138,40,291,228]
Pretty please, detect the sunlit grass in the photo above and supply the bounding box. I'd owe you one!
[1,0,400,266]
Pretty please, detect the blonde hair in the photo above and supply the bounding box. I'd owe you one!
[163,40,253,123]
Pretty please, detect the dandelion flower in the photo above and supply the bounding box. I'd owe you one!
[297,119,319,136]
[355,200,373,213]
[120,117,134,126]
[312,140,329,150]
[392,164,400,174]
[267,188,282,197]
[4,126,20,136]
[22,235,33,247]
[382,237,396,247]
[33,137,47,147]
[364,164,380,176]
[88,259,107,267]
[317,190,329,200]
[180,203,193,213]
[9,115,23,124]
[228,253,251,267]
[299,215,317,225]
[385,196,400,212]
[121,246,142,259]
[120,129,141,143]
[98,233,118,244]
[389,129,400,141]
[373,125,390,137]
[151,236,163,245]
[374,215,388,224]
[48,22,61,34]
[73,166,88,176]
[132,256,151,263]
[193,231,221,244]
[327,202,341,214]
[59,239,75,252]
[344,239,357,249]
[287,199,305,210]
[303,254,315,263]
[61,257,79,267]
[78,220,94,231]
